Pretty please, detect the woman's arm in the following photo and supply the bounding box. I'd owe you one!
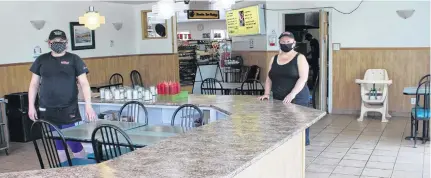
[289,54,309,96]
[263,56,275,96]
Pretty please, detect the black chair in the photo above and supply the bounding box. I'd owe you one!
[119,101,149,125]
[245,65,261,81]
[130,70,143,88]
[201,78,225,95]
[31,120,95,169]
[171,104,204,128]
[109,73,124,86]
[411,77,430,147]
[239,79,264,96]
[91,124,135,163]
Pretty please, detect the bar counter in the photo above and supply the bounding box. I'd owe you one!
[0,95,326,178]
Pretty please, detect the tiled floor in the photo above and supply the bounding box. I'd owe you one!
[306,115,430,178]
[0,114,429,178]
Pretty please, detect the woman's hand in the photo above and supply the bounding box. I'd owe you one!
[283,93,296,104]
[258,94,270,100]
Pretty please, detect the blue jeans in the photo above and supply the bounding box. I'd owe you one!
[293,96,311,146]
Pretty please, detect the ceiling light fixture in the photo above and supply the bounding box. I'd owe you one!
[30,20,46,30]
[79,6,106,30]
[396,9,415,19]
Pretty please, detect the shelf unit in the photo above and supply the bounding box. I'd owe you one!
[178,45,198,86]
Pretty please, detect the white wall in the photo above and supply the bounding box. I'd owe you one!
[134,3,175,54]
[177,20,226,40]
[0,1,136,64]
[266,0,430,49]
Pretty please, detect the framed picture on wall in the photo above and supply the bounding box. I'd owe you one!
[69,22,96,50]
[202,33,210,39]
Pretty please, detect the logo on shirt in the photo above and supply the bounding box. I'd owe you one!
[61,61,69,65]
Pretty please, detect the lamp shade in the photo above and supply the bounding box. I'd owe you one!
[79,6,106,30]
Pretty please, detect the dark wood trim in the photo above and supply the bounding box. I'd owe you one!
[0,53,176,67]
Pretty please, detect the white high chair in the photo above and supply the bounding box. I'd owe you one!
[355,69,392,122]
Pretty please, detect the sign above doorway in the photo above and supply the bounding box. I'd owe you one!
[187,10,220,19]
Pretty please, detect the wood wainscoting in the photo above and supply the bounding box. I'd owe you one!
[333,47,430,115]
[232,51,279,81]
[0,54,179,96]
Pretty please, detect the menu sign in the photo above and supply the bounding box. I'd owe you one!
[187,10,220,19]
[226,5,261,36]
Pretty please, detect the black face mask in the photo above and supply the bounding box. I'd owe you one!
[280,43,294,52]
[50,42,67,54]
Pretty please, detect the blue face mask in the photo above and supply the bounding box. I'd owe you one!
[50,42,67,53]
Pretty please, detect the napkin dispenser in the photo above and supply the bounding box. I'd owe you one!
[98,110,119,121]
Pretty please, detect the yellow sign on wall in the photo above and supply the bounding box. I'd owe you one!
[226,5,261,36]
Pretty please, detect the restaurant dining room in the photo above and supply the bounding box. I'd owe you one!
[0,1,430,178]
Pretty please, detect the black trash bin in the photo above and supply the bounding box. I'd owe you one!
[5,92,41,142]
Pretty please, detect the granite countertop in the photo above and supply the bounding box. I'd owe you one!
[1,95,326,178]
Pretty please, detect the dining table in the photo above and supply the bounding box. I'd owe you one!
[51,120,186,147]
[403,86,430,142]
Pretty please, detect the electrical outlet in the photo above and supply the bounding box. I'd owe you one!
[411,98,416,105]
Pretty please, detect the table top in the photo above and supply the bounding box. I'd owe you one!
[1,95,326,178]
[53,120,146,142]
[55,120,183,146]
[403,87,429,95]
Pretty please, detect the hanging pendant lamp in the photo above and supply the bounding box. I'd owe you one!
[79,6,106,30]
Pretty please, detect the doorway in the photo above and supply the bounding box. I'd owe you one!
[283,9,331,112]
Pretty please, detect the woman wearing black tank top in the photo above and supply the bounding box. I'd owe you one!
[258,31,311,145]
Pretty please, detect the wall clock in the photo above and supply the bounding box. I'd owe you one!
[197,24,204,31]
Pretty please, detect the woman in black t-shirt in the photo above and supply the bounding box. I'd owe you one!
[258,31,311,145]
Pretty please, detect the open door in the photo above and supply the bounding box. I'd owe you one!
[318,10,329,112]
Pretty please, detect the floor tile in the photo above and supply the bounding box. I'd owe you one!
[347,148,373,155]
[332,166,364,176]
[396,155,424,164]
[393,163,423,172]
[343,153,371,161]
[369,155,397,163]
[361,168,393,177]
[339,159,367,168]
[391,170,423,178]
[313,157,341,166]
[320,152,346,159]
[325,147,350,154]
[306,164,337,173]
[306,151,322,158]
[306,171,331,178]
[372,149,399,157]
[330,142,355,148]
[329,174,360,178]
[365,161,394,170]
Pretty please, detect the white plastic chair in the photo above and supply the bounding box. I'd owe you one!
[355,69,392,122]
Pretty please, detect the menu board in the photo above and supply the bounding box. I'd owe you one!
[226,5,265,37]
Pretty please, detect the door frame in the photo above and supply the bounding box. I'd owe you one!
[279,8,333,113]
